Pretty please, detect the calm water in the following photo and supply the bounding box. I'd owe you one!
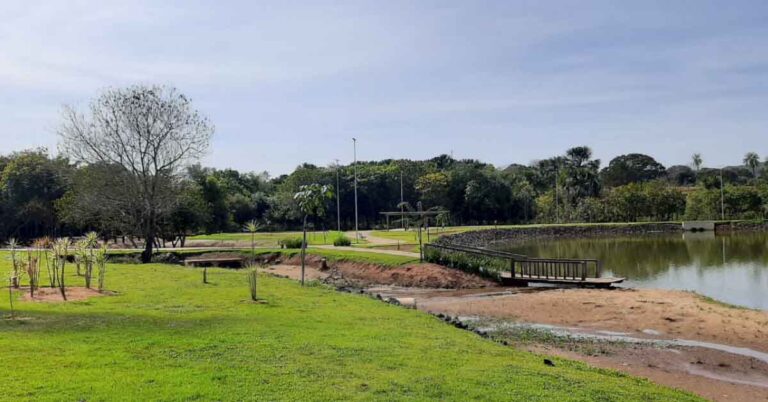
[496,232,768,310]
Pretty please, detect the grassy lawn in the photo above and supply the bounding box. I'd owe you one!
[189,230,362,246]
[110,247,419,267]
[0,255,698,401]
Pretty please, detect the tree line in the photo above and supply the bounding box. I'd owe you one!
[2,85,767,261]
[3,146,768,241]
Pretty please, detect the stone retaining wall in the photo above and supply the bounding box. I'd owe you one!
[436,223,683,248]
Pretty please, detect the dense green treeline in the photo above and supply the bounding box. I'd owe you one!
[1,147,767,243]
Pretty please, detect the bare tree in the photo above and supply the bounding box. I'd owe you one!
[58,85,213,262]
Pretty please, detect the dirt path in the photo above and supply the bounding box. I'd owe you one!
[358,230,399,245]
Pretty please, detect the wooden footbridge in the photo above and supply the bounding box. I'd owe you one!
[424,243,624,288]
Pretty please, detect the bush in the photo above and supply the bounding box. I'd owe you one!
[424,246,505,281]
[332,234,351,247]
[279,237,303,249]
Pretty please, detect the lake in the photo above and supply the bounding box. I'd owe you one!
[495,231,768,310]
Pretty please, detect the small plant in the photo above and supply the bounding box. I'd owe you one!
[96,245,108,292]
[332,234,352,247]
[279,237,303,249]
[34,237,55,288]
[243,220,262,264]
[25,252,40,298]
[74,240,86,277]
[7,275,14,319]
[82,232,99,288]
[52,238,70,301]
[246,263,258,301]
[7,238,21,288]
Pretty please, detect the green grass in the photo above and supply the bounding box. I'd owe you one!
[259,247,419,266]
[0,255,699,401]
[108,247,419,267]
[188,231,364,246]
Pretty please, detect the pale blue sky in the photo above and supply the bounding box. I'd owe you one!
[1,1,767,174]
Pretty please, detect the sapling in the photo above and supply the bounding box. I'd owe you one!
[26,252,40,298]
[74,240,86,277]
[96,245,108,292]
[243,220,262,265]
[35,237,56,288]
[7,276,14,319]
[7,238,20,288]
[294,184,334,286]
[84,232,99,288]
[52,238,70,301]
[246,262,258,301]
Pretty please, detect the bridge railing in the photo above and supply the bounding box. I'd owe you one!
[424,243,602,281]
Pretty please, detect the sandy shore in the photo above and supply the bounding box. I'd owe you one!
[397,287,768,401]
[414,287,768,352]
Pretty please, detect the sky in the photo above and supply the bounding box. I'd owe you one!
[1,1,767,175]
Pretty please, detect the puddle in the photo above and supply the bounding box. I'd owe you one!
[470,319,768,365]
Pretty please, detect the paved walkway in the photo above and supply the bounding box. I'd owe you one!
[314,244,420,259]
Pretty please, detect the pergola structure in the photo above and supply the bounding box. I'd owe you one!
[379,210,443,230]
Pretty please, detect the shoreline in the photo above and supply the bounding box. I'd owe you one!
[264,261,768,401]
[436,221,768,248]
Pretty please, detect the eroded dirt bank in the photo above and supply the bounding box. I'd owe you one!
[267,255,495,288]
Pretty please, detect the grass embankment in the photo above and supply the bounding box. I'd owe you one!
[188,231,361,246]
[110,247,418,267]
[0,255,698,401]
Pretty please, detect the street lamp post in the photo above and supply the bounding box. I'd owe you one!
[353,138,359,242]
[334,159,341,232]
[720,168,725,221]
[400,168,404,229]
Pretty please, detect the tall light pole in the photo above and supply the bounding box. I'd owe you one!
[720,168,725,221]
[353,138,359,242]
[400,168,404,229]
[334,159,341,232]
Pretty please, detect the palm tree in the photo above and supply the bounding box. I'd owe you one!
[243,220,262,262]
[691,153,703,173]
[294,184,334,285]
[562,146,601,205]
[744,152,760,178]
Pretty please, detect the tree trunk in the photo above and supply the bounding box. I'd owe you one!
[141,233,154,263]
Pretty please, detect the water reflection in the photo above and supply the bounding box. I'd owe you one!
[496,232,768,310]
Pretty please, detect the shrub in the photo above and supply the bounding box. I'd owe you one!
[279,237,303,249]
[424,246,505,281]
[332,234,351,247]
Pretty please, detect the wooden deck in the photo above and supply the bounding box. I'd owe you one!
[501,273,624,288]
[425,243,625,288]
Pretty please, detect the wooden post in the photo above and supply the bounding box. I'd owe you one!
[510,259,515,279]
[203,266,208,284]
[581,261,587,281]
